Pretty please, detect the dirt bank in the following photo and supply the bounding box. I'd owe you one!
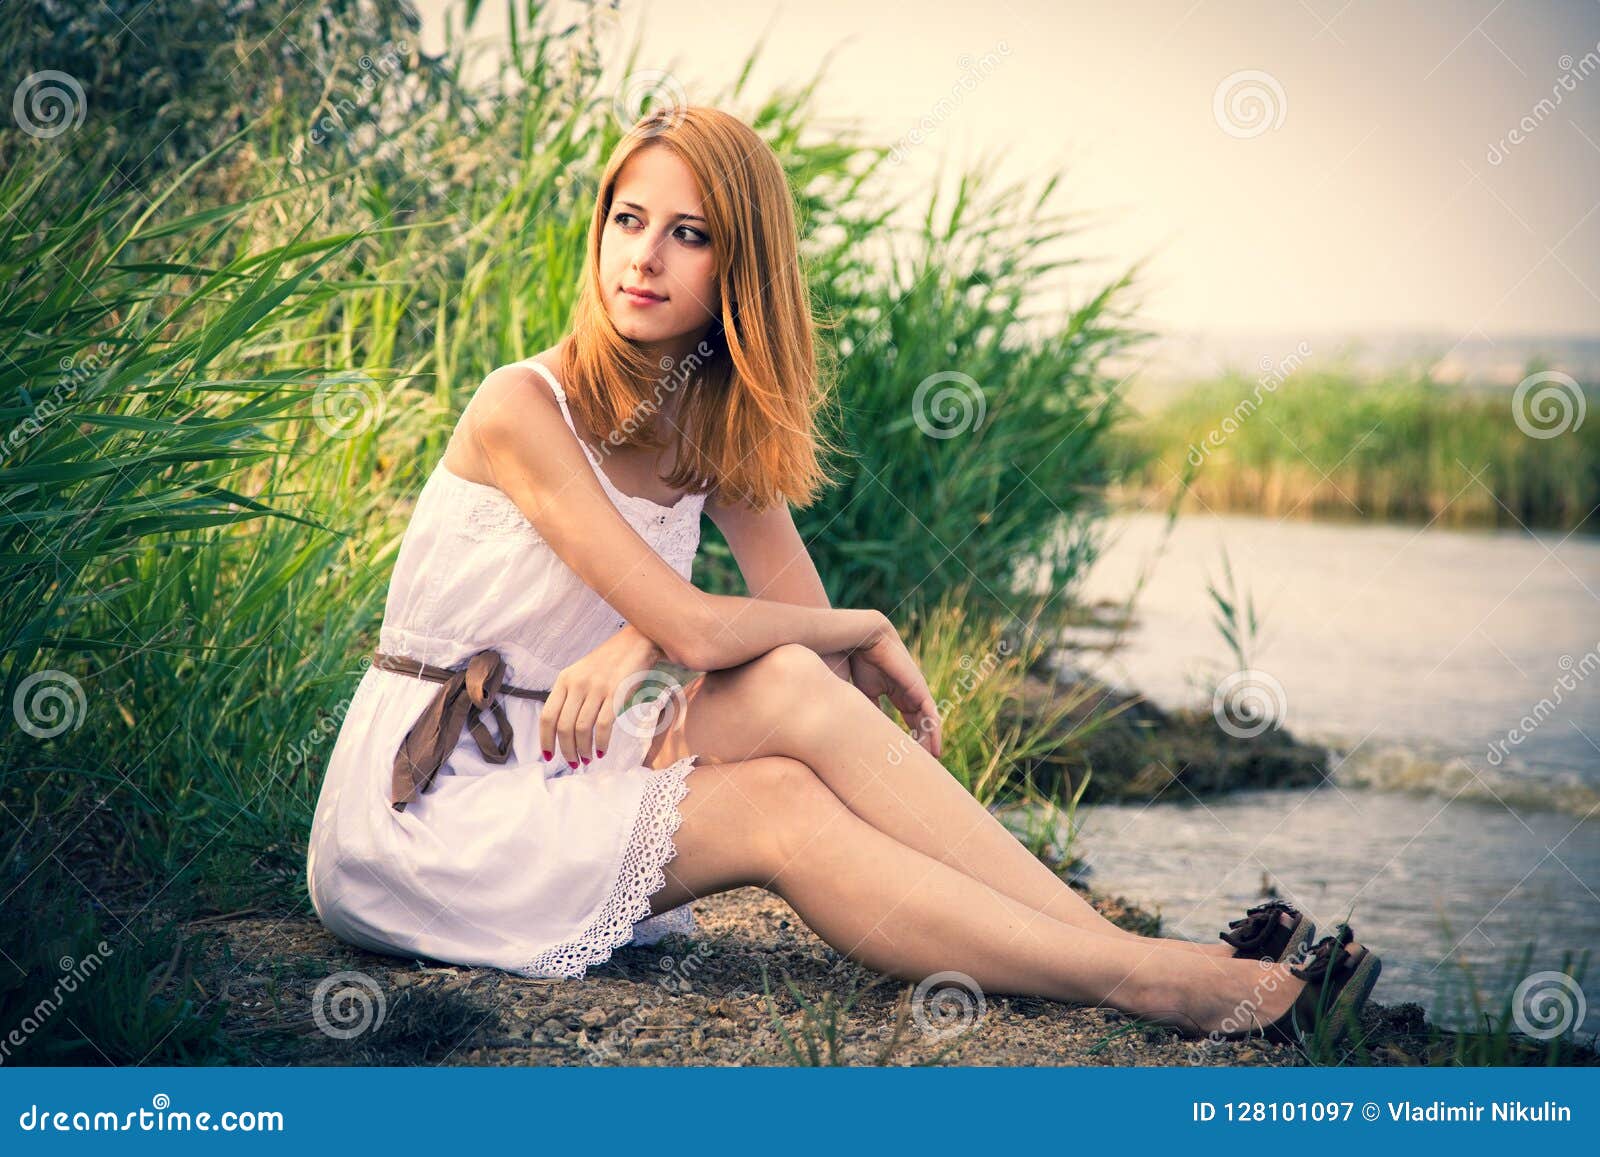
[194,885,1525,1067]
[1007,666,1330,803]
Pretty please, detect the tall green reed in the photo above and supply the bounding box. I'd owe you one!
[1117,367,1597,531]
[1,0,1143,1062]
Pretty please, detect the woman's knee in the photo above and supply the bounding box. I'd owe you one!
[744,642,837,689]
[740,643,851,731]
[674,644,844,764]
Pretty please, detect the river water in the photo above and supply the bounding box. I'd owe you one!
[1050,510,1598,1037]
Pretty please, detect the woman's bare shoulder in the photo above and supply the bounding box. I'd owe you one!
[443,356,568,485]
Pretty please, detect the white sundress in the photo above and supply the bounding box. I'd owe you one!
[305,357,708,978]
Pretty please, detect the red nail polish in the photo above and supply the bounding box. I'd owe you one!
[542,750,553,760]
[596,749,605,758]
[568,760,578,768]
[581,757,589,765]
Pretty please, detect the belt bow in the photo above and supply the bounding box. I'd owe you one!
[373,649,549,811]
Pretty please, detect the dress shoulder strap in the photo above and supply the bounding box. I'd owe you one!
[516,358,602,467]
[518,357,568,403]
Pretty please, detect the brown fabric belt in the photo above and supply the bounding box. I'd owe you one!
[371,649,549,812]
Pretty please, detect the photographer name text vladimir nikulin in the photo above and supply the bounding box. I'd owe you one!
[1388,1100,1572,1123]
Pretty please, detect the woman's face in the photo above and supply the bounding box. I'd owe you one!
[599,145,720,358]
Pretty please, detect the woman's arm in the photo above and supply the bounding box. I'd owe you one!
[468,365,885,672]
[705,488,852,680]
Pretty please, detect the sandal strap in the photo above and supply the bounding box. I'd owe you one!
[1287,923,1358,985]
[1245,923,1378,1046]
[1219,900,1303,954]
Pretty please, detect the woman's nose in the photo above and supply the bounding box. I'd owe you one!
[631,232,667,272]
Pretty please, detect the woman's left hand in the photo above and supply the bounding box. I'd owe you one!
[540,625,663,768]
[845,630,942,759]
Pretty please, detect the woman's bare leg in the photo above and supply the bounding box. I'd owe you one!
[646,645,1235,959]
[644,755,1310,1035]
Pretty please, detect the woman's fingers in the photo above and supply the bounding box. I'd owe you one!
[874,640,942,759]
[571,689,600,764]
[539,678,616,768]
[548,682,585,768]
[539,682,566,763]
[557,695,580,767]
[902,697,934,761]
[593,691,617,761]
[892,680,942,758]
[849,620,945,760]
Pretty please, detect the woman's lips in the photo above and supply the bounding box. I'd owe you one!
[622,287,666,305]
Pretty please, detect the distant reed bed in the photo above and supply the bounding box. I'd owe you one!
[1114,368,1597,532]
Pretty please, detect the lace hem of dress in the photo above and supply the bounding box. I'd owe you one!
[626,893,696,945]
[514,755,699,979]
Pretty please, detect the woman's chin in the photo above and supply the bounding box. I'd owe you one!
[609,313,665,342]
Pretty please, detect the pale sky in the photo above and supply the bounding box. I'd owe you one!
[414,0,1600,341]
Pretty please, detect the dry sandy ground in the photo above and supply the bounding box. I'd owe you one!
[194,884,1439,1067]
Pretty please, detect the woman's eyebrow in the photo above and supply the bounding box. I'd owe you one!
[616,199,707,224]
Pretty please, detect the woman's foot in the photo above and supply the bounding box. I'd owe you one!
[1183,929,1373,1040]
[1184,959,1310,1037]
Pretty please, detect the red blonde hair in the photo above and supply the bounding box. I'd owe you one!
[563,105,839,511]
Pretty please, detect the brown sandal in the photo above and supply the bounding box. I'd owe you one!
[1243,923,1383,1047]
[1219,900,1316,962]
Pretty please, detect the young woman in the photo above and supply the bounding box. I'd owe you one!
[306,105,1379,1045]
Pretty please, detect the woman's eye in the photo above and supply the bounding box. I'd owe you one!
[611,212,706,245]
